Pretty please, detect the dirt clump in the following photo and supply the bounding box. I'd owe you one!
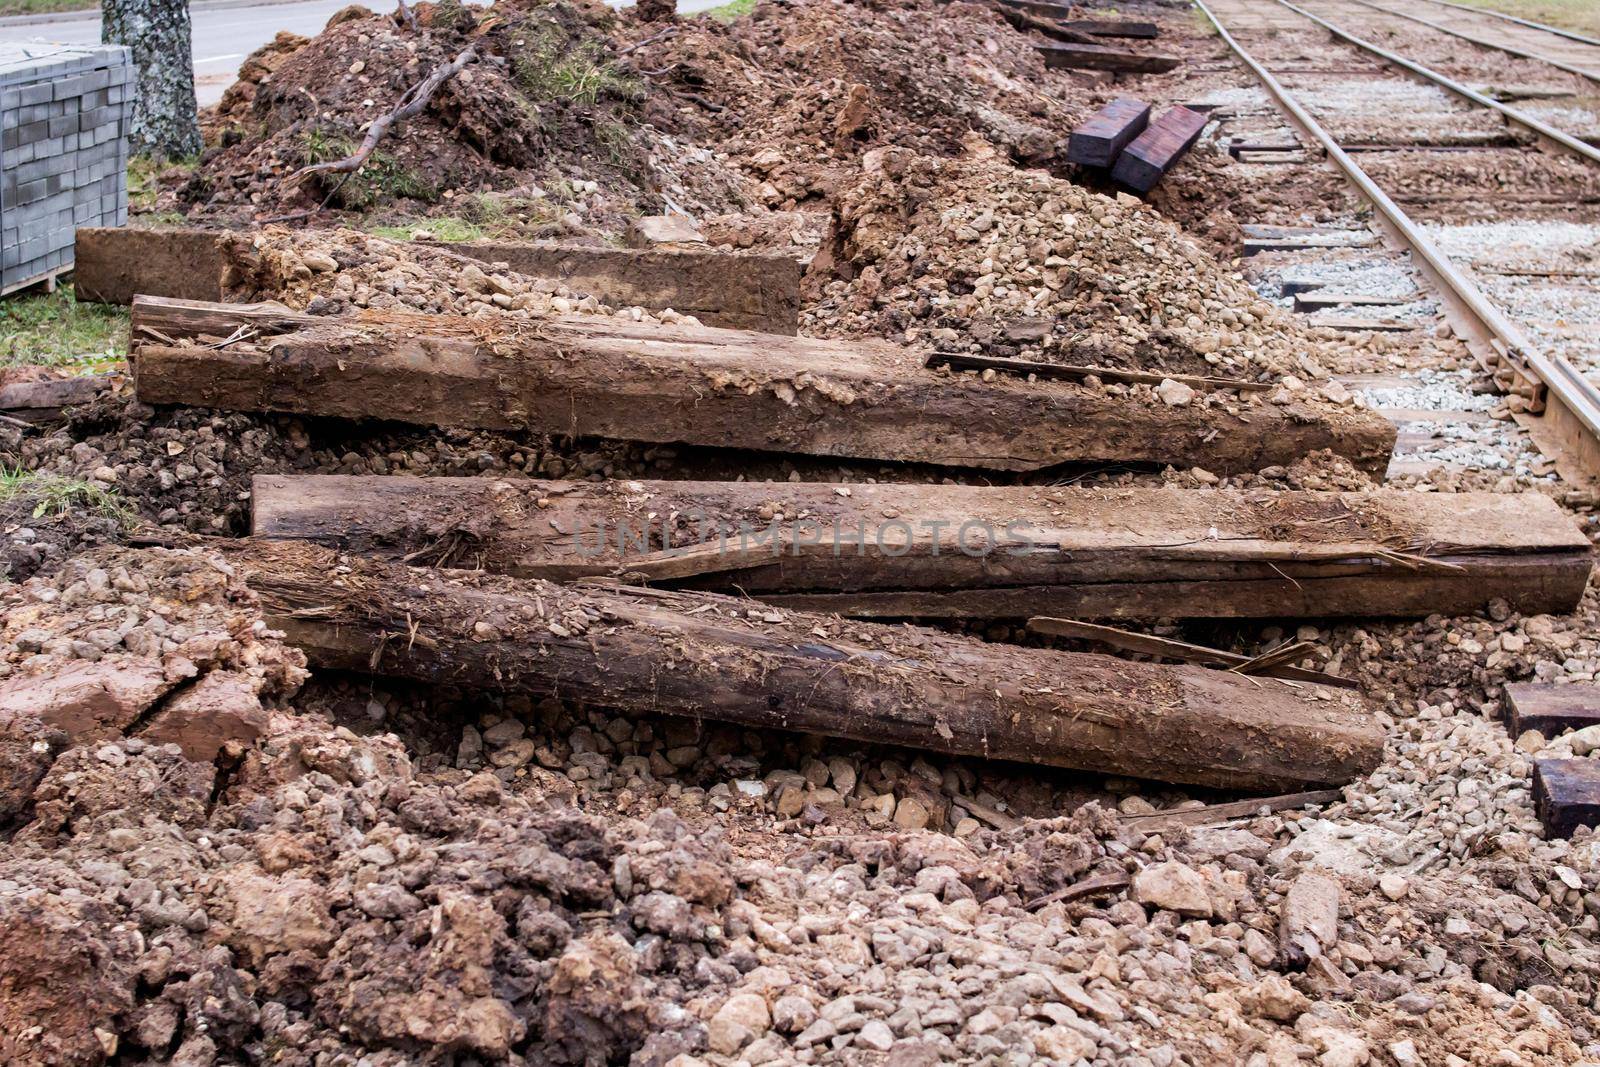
[627,0,1094,207]
[186,0,754,233]
[805,144,1367,383]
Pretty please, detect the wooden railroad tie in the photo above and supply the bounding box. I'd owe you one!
[1506,683,1600,739]
[1068,96,1151,168]
[1534,759,1600,839]
[248,475,1593,621]
[129,296,1400,477]
[1111,106,1208,193]
[224,538,1386,792]
[74,225,805,335]
[1034,41,1181,75]
[994,0,1159,36]
[1293,292,1415,311]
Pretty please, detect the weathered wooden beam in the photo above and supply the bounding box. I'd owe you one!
[74,227,228,304]
[1112,106,1209,193]
[1293,292,1414,311]
[0,374,116,422]
[1534,758,1600,838]
[1066,18,1159,38]
[226,538,1384,791]
[73,226,803,333]
[131,297,1398,476]
[1068,96,1152,168]
[247,475,1592,619]
[1035,42,1181,74]
[1506,683,1600,738]
[996,4,1098,44]
[924,349,1269,392]
[1024,617,1357,687]
[994,0,1159,36]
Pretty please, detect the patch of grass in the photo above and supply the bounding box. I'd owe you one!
[0,0,91,16]
[510,20,643,107]
[1449,0,1599,36]
[368,217,487,242]
[0,284,126,370]
[0,468,133,524]
[299,130,438,211]
[127,154,197,216]
[704,0,756,20]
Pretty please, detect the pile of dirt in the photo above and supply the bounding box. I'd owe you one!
[804,144,1369,383]
[3,537,1600,1064]
[626,0,1095,208]
[184,0,755,232]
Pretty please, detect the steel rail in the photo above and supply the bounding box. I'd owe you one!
[1408,0,1600,49]
[1267,0,1600,165]
[1341,0,1600,84]
[1192,0,1600,481]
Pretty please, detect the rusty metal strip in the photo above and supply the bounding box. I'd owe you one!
[1266,0,1600,166]
[1194,0,1600,486]
[1342,0,1600,85]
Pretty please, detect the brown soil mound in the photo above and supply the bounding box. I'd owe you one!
[186,0,754,229]
[627,0,1094,209]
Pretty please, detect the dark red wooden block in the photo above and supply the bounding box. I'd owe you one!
[1534,758,1600,838]
[1111,105,1209,193]
[1507,683,1600,737]
[1068,96,1152,168]
[1035,42,1182,74]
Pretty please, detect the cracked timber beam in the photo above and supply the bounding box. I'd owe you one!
[227,538,1385,791]
[131,296,1398,477]
[248,475,1592,620]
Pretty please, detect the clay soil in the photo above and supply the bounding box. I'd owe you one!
[6,0,1600,1064]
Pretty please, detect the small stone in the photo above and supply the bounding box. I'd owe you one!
[1157,378,1195,407]
[892,795,931,830]
[1280,870,1340,968]
[303,250,338,272]
[855,1021,894,1052]
[707,993,771,1055]
[1034,1025,1096,1062]
[772,995,816,1034]
[1131,861,1212,917]
[488,738,536,768]
[1378,873,1408,901]
[1238,974,1309,1022]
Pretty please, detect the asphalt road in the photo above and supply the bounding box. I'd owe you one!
[0,0,722,106]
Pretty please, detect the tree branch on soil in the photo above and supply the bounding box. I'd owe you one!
[288,46,478,187]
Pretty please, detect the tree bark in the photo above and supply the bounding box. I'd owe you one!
[226,539,1385,791]
[103,0,201,160]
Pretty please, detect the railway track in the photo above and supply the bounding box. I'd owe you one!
[1189,0,1600,490]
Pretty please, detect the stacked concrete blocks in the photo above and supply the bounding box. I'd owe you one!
[1,41,133,296]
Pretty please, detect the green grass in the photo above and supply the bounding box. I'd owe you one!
[704,0,756,21]
[0,284,127,370]
[0,468,132,524]
[299,130,437,211]
[0,0,92,17]
[1449,0,1600,36]
[368,217,487,242]
[509,21,643,107]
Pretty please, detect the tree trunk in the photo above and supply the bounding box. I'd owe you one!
[102,0,201,160]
